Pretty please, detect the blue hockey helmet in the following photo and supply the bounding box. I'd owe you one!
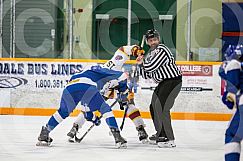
[224,45,243,61]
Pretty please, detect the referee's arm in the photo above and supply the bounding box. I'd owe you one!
[138,64,151,79]
[143,47,170,72]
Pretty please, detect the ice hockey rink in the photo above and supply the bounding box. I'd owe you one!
[0,115,234,161]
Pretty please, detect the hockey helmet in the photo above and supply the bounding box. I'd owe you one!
[145,29,160,43]
[224,45,243,61]
[235,45,243,60]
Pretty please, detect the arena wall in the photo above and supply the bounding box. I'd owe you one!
[0,58,232,121]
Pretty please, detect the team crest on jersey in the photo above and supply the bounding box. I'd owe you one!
[115,55,123,60]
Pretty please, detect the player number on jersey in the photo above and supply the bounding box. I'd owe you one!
[106,61,116,69]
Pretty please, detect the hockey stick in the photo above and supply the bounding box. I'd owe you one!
[140,35,145,49]
[131,35,145,86]
[118,36,145,131]
[75,99,118,143]
[119,104,129,131]
[75,123,95,143]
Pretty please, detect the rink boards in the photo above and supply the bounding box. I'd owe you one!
[0,58,232,121]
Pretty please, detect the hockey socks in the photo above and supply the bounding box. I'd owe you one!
[225,142,241,161]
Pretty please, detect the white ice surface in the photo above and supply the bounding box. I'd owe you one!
[0,115,235,161]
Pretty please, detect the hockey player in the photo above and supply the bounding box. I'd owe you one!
[67,45,149,143]
[219,46,243,161]
[219,45,240,80]
[36,64,130,148]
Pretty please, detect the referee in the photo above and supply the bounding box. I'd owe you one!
[136,29,182,148]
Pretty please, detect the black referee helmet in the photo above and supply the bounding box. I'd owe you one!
[145,29,160,43]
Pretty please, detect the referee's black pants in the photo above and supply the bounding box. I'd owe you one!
[149,76,182,141]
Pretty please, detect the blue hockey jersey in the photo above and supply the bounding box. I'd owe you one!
[225,59,243,94]
[67,64,128,92]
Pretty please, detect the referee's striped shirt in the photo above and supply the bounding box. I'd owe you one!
[139,44,181,83]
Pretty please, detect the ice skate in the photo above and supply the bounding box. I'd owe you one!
[67,123,79,143]
[148,134,159,145]
[110,128,127,149]
[157,137,176,148]
[136,125,148,144]
[36,126,53,146]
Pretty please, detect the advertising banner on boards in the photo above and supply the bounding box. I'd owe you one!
[0,60,227,113]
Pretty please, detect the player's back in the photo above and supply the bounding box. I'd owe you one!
[69,65,127,90]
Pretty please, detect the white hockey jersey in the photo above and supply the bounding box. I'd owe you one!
[103,45,136,71]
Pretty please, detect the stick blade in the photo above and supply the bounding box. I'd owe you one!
[75,135,83,143]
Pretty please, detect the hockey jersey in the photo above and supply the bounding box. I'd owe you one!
[103,45,137,71]
[219,61,229,80]
[67,64,128,92]
[225,59,243,94]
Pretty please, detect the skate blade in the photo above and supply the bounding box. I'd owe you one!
[148,140,157,145]
[141,139,149,144]
[157,142,176,148]
[36,141,51,146]
[68,137,75,143]
[115,142,127,149]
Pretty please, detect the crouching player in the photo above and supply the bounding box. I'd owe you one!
[67,45,149,143]
[219,47,243,161]
[36,64,129,148]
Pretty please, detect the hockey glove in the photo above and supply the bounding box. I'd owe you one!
[102,88,116,100]
[85,112,101,126]
[117,90,135,110]
[92,116,101,126]
[118,91,129,110]
[118,101,126,110]
[131,45,145,57]
[127,91,134,102]
[101,80,119,98]
[222,91,234,110]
